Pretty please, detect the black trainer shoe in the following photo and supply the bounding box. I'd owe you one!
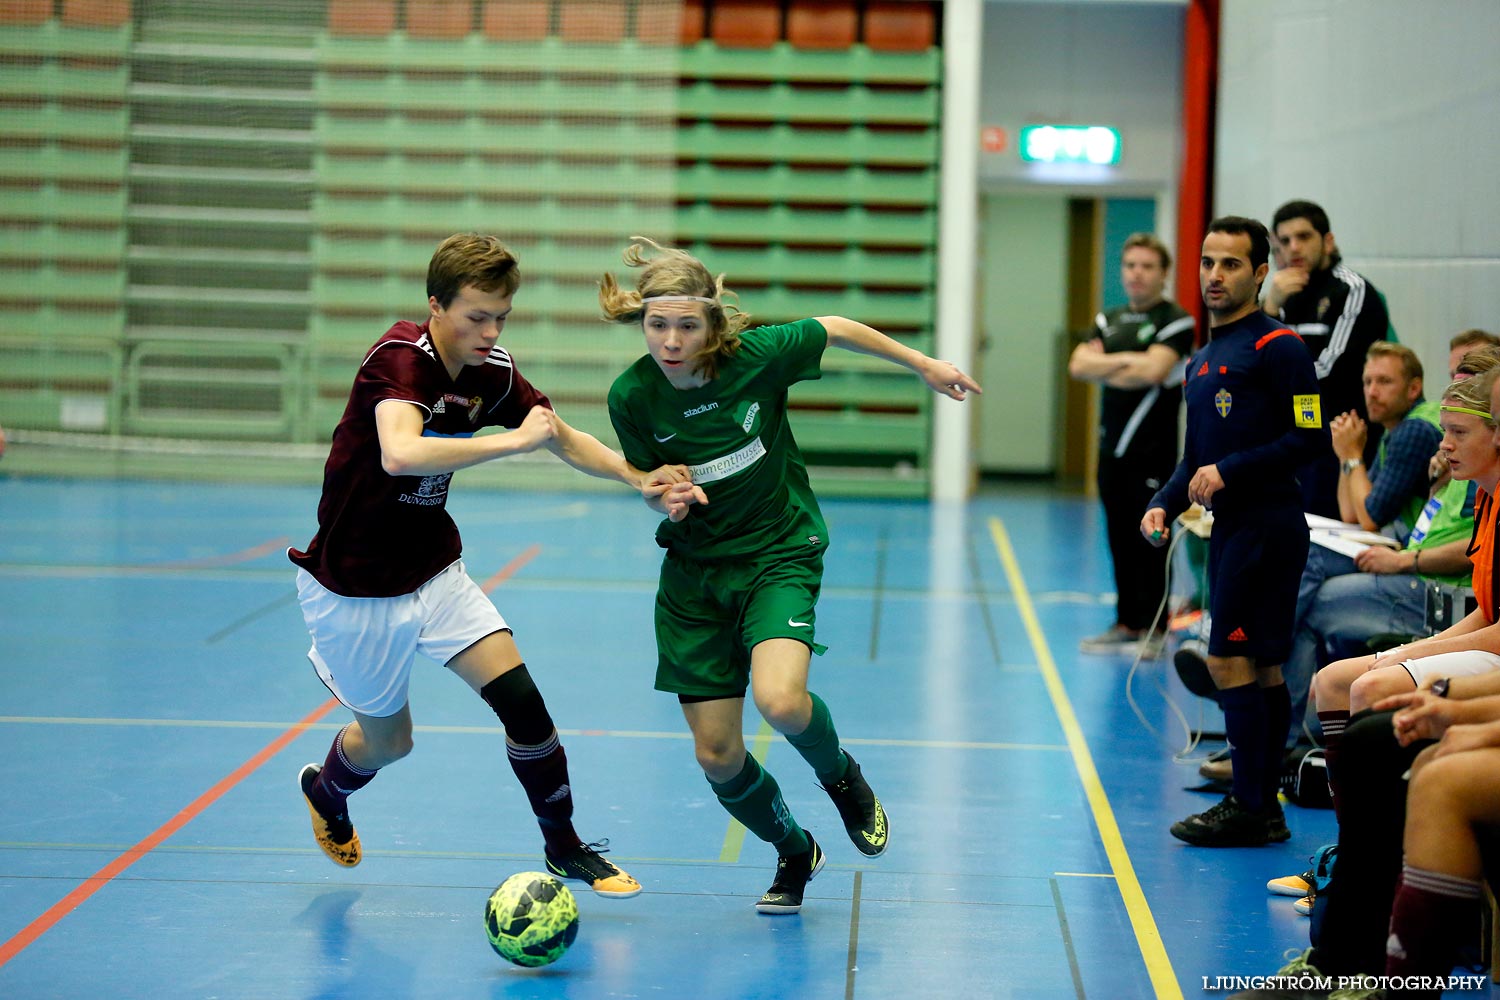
[756,834,826,915]
[545,839,642,898]
[1170,794,1291,847]
[299,763,361,867]
[1174,640,1219,701]
[820,752,888,857]
[1264,801,1290,843]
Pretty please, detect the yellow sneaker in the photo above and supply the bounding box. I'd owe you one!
[1267,869,1314,897]
[299,764,362,867]
[545,840,641,898]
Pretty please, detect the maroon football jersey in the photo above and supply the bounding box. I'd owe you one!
[289,320,550,597]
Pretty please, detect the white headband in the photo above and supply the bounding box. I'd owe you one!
[642,295,717,306]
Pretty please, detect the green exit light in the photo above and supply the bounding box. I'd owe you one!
[1020,125,1121,165]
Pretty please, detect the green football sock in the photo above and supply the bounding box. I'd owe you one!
[783,691,848,785]
[708,753,809,856]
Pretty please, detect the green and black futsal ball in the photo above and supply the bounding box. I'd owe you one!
[484,871,580,967]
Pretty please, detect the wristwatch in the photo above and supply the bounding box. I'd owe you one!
[1340,458,1363,475]
[1431,677,1450,698]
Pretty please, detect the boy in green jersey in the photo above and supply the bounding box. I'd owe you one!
[601,238,981,912]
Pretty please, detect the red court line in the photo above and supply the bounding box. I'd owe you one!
[0,697,342,969]
[480,543,541,594]
[150,535,292,570]
[0,544,542,969]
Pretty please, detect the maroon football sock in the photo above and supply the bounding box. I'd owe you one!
[310,723,378,820]
[1383,864,1481,996]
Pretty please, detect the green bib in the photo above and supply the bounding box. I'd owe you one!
[1405,476,1474,587]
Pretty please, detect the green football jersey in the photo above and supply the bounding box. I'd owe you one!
[608,318,829,561]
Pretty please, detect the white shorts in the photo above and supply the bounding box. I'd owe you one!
[1397,649,1500,688]
[295,560,509,718]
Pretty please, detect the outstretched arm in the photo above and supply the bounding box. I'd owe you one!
[818,316,982,400]
[376,399,553,477]
[545,410,643,487]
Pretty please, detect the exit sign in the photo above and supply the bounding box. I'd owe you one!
[1019,125,1121,165]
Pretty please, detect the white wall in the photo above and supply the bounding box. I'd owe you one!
[980,2,1185,196]
[973,1,1185,472]
[1216,0,1500,379]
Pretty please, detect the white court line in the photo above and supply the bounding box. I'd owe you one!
[0,715,1067,752]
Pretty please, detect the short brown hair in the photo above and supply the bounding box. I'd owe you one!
[1450,328,1500,351]
[426,234,521,308]
[1366,341,1422,383]
[1121,232,1171,270]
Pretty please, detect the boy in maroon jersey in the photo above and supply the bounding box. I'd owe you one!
[289,234,682,897]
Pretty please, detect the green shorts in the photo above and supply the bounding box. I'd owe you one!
[654,549,828,698]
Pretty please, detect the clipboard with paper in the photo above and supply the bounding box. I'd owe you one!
[1304,512,1401,559]
[1172,508,1401,557]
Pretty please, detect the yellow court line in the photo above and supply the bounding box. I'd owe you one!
[988,517,1182,1000]
[718,717,776,864]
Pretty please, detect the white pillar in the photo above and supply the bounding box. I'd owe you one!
[932,0,982,501]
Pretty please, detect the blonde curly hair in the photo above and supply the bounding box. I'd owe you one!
[598,237,752,381]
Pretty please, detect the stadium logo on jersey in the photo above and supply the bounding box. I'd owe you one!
[741,401,760,432]
[683,402,719,418]
[1214,389,1232,417]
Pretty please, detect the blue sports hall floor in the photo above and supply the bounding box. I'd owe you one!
[1,473,1491,999]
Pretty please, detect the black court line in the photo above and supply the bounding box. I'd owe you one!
[845,869,863,1000]
[1050,877,1087,1000]
[205,589,298,644]
[966,529,1003,662]
[868,528,888,661]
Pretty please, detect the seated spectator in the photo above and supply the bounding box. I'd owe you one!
[1278,355,1500,739]
[1429,337,1500,487]
[1368,681,1500,998]
[1229,368,1500,999]
[1327,343,1441,537]
[1311,367,1500,777]
[1227,703,1461,998]
[1242,676,1500,998]
[1446,328,1500,385]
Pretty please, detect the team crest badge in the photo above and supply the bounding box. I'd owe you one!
[1137,322,1156,343]
[1214,389,1232,417]
[1317,296,1331,320]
